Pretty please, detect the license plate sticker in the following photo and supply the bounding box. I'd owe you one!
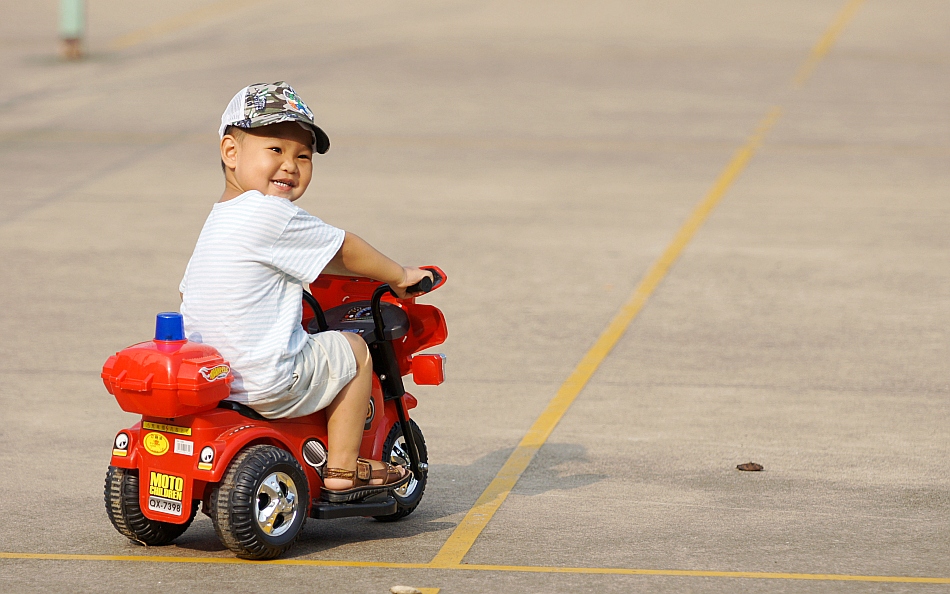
[148,495,182,516]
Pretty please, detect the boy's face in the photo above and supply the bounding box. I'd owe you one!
[221,122,314,201]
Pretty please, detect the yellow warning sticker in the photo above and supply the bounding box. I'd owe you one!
[142,421,192,436]
[143,432,169,456]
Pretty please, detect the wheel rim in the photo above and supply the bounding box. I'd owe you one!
[255,471,299,537]
[388,435,421,498]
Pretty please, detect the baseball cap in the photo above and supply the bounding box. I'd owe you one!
[219,82,330,154]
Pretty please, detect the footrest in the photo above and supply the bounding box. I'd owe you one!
[311,496,398,519]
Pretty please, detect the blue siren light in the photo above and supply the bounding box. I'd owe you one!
[155,312,185,341]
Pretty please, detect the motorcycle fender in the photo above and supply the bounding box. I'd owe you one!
[199,425,299,484]
[110,448,140,469]
[372,394,418,457]
[109,423,144,469]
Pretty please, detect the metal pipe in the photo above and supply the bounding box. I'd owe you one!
[59,0,85,60]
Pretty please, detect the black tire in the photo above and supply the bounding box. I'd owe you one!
[103,466,196,546]
[374,420,428,522]
[209,444,309,560]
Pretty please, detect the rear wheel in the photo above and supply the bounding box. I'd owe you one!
[104,466,196,546]
[209,445,309,560]
[374,420,428,522]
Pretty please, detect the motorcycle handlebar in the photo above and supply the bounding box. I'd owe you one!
[371,268,442,340]
[405,268,443,295]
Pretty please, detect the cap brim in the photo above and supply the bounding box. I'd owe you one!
[236,114,330,154]
[308,123,330,154]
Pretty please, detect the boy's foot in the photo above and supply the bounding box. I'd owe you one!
[320,459,411,503]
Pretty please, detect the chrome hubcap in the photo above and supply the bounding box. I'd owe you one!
[255,472,298,537]
[389,436,420,497]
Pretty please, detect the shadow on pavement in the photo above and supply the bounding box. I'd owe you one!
[165,441,605,558]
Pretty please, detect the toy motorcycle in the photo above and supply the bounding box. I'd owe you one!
[101,268,447,559]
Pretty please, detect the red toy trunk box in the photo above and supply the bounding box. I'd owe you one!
[102,340,232,418]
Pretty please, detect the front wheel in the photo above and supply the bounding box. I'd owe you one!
[209,444,309,560]
[104,466,196,546]
[374,419,428,522]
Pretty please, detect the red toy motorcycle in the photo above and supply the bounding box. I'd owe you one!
[101,268,447,559]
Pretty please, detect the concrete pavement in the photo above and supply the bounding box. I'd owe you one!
[0,1,947,592]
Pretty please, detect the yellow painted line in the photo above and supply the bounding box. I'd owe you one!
[430,106,782,568]
[431,0,866,570]
[1,553,946,585]
[792,0,866,88]
[453,564,950,584]
[0,552,427,569]
[109,0,263,51]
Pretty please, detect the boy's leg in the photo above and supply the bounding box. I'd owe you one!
[323,332,407,491]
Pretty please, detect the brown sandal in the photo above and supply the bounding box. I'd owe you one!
[320,458,411,503]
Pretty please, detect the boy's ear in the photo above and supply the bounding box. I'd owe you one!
[220,135,239,171]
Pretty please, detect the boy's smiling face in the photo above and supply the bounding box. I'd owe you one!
[220,121,314,202]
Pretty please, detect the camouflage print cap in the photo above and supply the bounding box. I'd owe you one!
[219,82,329,154]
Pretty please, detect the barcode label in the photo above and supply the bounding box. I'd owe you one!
[174,439,194,456]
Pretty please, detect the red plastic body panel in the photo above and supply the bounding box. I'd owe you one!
[102,340,232,418]
[371,394,418,455]
[106,267,445,524]
[109,375,410,523]
[112,409,328,524]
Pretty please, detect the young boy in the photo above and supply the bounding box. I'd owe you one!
[179,82,431,502]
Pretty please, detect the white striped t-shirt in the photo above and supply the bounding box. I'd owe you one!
[179,190,345,403]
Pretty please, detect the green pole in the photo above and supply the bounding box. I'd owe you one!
[59,0,85,59]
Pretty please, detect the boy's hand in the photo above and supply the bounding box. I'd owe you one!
[391,267,434,299]
[328,233,433,298]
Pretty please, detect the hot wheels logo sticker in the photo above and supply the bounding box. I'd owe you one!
[199,364,230,382]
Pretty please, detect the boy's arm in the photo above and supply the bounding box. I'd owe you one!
[323,232,431,298]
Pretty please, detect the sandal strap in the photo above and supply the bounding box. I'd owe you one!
[356,459,372,482]
[324,467,355,480]
[357,458,405,483]
[325,460,373,485]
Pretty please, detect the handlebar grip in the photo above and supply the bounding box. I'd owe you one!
[406,277,433,295]
[405,269,442,295]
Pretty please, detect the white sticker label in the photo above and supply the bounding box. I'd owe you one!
[174,439,194,456]
[148,495,182,516]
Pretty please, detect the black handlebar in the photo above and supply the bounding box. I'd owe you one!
[301,290,328,332]
[405,269,442,295]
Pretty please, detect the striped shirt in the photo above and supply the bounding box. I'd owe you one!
[179,191,345,403]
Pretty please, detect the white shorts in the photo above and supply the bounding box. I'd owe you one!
[247,331,358,419]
